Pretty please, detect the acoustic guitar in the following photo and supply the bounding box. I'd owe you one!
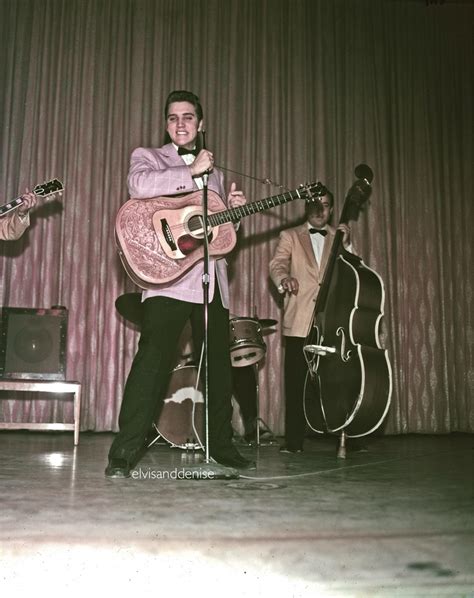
[115,182,324,288]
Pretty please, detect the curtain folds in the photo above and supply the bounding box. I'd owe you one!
[0,0,472,434]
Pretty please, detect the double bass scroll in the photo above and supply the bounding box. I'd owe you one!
[303,165,392,438]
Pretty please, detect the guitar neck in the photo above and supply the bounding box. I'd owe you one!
[0,196,25,217]
[0,179,63,218]
[208,188,304,227]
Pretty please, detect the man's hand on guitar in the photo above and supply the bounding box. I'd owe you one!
[18,189,38,217]
[337,223,351,248]
[227,182,246,209]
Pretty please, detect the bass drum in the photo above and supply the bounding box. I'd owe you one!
[229,317,266,367]
[155,365,204,449]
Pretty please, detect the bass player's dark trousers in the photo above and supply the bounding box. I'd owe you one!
[108,289,234,464]
[283,336,308,450]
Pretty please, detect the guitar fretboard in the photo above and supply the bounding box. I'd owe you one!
[0,179,63,218]
[0,198,23,217]
[208,188,304,227]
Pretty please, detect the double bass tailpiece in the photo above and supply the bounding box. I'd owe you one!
[303,344,336,356]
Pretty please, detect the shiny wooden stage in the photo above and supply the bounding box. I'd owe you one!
[0,430,473,597]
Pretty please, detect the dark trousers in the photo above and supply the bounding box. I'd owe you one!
[284,336,308,450]
[232,366,257,435]
[109,290,233,463]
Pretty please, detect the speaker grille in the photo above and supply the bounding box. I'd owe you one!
[0,307,68,380]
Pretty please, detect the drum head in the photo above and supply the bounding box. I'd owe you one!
[230,344,266,367]
[229,318,266,367]
[155,365,204,449]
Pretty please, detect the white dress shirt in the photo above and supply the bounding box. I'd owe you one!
[307,222,327,265]
[307,221,353,265]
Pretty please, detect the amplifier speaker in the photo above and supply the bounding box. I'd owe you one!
[0,307,68,380]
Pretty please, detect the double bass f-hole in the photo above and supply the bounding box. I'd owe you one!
[336,327,352,362]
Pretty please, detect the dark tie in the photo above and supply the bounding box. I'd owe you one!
[178,147,198,157]
[309,228,327,236]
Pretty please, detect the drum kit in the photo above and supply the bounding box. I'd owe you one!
[149,363,205,450]
[115,293,277,450]
[228,316,277,446]
[229,317,275,368]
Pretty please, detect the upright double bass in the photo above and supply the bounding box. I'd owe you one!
[303,165,392,443]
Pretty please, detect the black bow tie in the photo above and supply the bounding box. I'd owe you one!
[178,147,198,157]
[309,228,327,236]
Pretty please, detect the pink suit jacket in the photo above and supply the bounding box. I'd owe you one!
[127,144,231,308]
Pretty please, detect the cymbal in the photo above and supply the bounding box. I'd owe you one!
[258,318,278,328]
[115,292,143,327]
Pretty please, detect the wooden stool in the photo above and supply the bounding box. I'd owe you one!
[0,379,81,445]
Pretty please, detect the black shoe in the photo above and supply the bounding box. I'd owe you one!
[105,458,131,478]
[212,448,256,470]
[279,445,303,454]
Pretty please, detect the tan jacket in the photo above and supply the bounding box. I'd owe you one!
[269,223,336,337]
[0,211,30,241]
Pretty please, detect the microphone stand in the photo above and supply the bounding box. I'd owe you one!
[180,129,238,480]
[201,130,211,465]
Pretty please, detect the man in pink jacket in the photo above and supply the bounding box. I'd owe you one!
[106,90,254,478]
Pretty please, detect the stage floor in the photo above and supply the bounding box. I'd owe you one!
[1,431,473,597]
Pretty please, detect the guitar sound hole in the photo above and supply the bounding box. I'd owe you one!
[188,214,210,239]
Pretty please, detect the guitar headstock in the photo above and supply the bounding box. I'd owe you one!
[34,179,64,199]
[299,181,328,203]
